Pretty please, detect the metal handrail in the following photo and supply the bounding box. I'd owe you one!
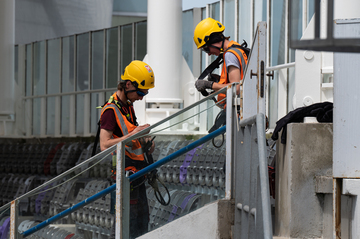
[22,125,227,237]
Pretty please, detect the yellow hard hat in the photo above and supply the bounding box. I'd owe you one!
[121,60,155,89]
[193,18,225,49]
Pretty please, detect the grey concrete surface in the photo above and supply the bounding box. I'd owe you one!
[274,123,333,238]
[138,199,234,239]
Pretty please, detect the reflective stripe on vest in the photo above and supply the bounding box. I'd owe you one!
[101,104,144,161]
[217,41,248,107]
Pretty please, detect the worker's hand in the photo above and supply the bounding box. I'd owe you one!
[195,80,214,92]
[133,124,150,135]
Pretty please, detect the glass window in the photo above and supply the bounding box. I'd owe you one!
[254,0,267,34]
[308,0,315,24]
[47,39,60,94]
[106,27,119,89]
[76,94,85,134]
[33,41,45,96]
[26,44,32,97]
[62,36,75,93]
[47,39,60,136]
[33,98,41,136]
[289,0,303,41]
[77,33,90,91]
[209,2,221,67]
[209,2,220,21]
[120,24,133,74]
[269,0,286,128]
[224,0,235,40]
[91,93,101,134]
[135,21,147,61]
[47,97,56,135]
[92,30,105,90]
[113,0,147,13]
[239,0,251,44]
[15,46,18,85]
[62,36,75,135]
[61,95,70,135]
[201,8,207,73]
[182,10,194,71]
[270,0,286,66]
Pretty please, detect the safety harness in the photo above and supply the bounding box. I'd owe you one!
[198,40,250,147]
[197,40,250,98]
[92,95,170,206]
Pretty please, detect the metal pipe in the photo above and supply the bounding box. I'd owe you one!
[22,184,116,237]
[266,62,295,72]
[22,124,226,237]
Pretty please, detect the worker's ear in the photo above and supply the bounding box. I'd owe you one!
[125,80,132,89]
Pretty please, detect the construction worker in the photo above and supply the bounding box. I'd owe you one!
[100,60,155,238]
[193,17,248,108]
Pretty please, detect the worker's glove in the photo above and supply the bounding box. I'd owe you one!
[195,79,214,92]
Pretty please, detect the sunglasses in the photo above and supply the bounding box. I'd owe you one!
[136,90,148,97]
[202,46,211,54]
[127,89,148,97]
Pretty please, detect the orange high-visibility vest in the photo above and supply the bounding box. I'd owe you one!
[217,41,248,108]
[100,93,145,171]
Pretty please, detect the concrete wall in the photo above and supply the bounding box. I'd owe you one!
[274,123,333,238]
[138,199,234,239]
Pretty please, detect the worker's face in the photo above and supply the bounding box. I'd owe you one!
[126,81,149,102]
[202,43,221,56]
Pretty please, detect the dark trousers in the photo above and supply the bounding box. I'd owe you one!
[111,182,149,239]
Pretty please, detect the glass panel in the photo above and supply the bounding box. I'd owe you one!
[2,87,231,239]
[270,0,286,66]
[77,33,90,91]
[127,88,229,238]
[76,94,85,134]
[182,10,194,71]
[113,0,147,13]
[224,0,235,40]
[209,2,221,68]
[33,98,41,136]
[254,0,267,34]
[120,24,133,74]
[106,27,118,89]
[61,95,70,135]
[47,97,56,135]
[209,2,220,21]
[201,8,207,73]
[135,21,147,61]
[15,46,18,85]
[33,41,45,96]
[26,44,32,97]
[47,39,60,94]
[92,31,104,90]
[239,0,251,43]
[62,36,75,93]
[308,0,315,24]
[269,0,286,128]
[290,0,303,41]
[91,93,101,134]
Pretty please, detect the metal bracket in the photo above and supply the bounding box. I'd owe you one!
[250,70,257,79]
[266,71,274,80]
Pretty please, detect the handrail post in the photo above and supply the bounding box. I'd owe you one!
[116,142,130,239]
[9,200,20,239]
[225,83,237,199]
